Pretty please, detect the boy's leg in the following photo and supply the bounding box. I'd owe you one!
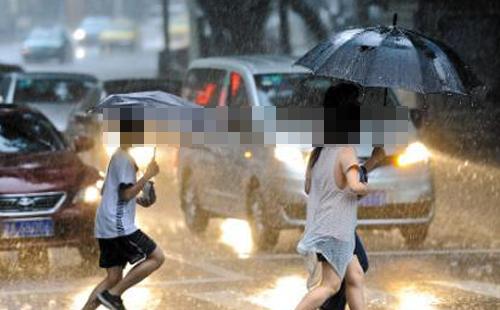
[82,266,123,310]
[109,246,165,296]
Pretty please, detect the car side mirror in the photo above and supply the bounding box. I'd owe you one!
[410,109,424,129]
[74,135,94,153]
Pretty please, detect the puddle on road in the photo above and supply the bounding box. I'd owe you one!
[247,275,306,309]
[396,286,441,310]
[218,219,253,259]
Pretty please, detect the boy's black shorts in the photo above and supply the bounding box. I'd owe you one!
[97,229,157,269]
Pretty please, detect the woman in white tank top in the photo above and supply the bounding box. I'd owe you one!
[295,83,385,310]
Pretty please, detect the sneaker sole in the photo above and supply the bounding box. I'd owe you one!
[97,293,119,310]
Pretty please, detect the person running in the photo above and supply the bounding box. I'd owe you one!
[82,132,164,310]
[295,83,385,310]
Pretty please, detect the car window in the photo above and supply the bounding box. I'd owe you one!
[255,73,400,107]
[13,78,95,104]
[0,76,11,101]
[226,72,250,107]
[183,68,227,107]
[255,73,328,107]
[0,112,65,154]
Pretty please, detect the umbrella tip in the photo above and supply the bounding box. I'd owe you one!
[392,13,398,26]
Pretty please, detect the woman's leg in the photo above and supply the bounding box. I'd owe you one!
[295,261,342,310]
[82,266,123,310]
[345,256,365,310]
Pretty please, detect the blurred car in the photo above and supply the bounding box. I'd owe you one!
[0,105,101,263]
[21,27,73,63]
[73,16,111,46]
[99,19,139,51]
[0,63,23,74]
[0,72,103,132]
[178,56,435,250]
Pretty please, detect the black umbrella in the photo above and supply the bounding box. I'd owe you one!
[296,15,480,96]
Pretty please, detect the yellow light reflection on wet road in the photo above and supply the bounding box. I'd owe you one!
[70,286,93,310]
[219,219,253,259]
[247,275,306,310]
[396,287,440,310]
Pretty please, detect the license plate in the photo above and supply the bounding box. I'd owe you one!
[359,191,386,207]
[1,218,54,239]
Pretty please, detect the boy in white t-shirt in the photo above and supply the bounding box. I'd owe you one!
[83,133,164,310]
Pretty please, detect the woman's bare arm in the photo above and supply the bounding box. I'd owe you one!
[340,147,368,196]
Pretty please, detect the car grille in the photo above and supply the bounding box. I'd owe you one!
[0,192,65,214]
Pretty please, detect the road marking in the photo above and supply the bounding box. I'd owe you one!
[187,291,266,310]
[430,280,500,299]
[246,248,500,261]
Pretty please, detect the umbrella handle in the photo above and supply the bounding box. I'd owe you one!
[384,88,388,106]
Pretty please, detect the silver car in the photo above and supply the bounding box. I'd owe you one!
[0,72,103,133]
[178,55,434,250]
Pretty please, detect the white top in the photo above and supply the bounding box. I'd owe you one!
[95,148,138,238]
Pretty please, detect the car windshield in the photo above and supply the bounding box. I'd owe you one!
[13,77,96,104]
[0,112,65,154]
[254,73,400,107]
[26,29,62,45]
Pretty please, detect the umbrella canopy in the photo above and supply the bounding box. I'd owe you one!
[295,24,480,95]
[91,90,199,112]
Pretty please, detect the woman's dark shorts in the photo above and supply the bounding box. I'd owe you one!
[98,229,157,269]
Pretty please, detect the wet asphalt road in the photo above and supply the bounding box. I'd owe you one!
[0,148,499,310]
[1,44,499,309]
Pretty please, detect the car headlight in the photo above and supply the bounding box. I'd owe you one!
[73,184,101,204]
[73,28,86,41]
[396,142,431,167]
[274,145,307,173]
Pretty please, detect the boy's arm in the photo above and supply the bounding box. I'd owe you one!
[119,160,159,202]
[119,177,149,202]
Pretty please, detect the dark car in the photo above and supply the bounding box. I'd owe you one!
[22,27,73,64]
[0,63,23,74]
[0,105,101,266]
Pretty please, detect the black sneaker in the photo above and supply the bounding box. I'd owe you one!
[97,290,126,310]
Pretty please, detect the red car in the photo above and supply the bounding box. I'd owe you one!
[0,105,100,266]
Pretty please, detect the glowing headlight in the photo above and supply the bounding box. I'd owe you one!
[104,145,155,169]
[274,146,307,173]
[128,147,155,169]
[73,28,86,41]
[396,142,431,167]
[74,185,101,204]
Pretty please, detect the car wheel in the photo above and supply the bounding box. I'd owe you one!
[180,172,209,234]
[401,224,429,249]
[79,239,99,265]
[247,190,280,251]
